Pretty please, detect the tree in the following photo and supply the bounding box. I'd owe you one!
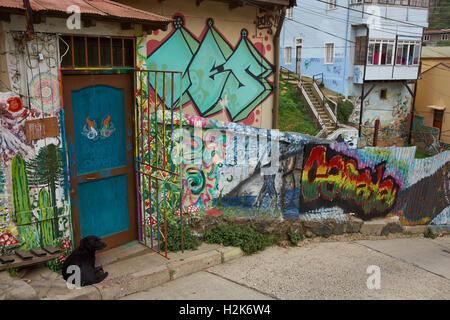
[27,144,64,238]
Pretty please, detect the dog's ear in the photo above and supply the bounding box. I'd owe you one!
[79,237,89,249]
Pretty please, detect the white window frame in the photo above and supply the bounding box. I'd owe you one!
[285,46,292,65]
[442,34,449,41]
[395,40,421,66]
[324,43,334,64]
[328,0,337,10]
[423,35,430,41]
[286,8,293,19]
[366,39,395,66]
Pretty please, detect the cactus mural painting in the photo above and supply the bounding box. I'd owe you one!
[27,143,64,238]
[38,188,54,247]
[11,154,38,250]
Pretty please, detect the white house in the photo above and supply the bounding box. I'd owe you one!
[281,0,429,146]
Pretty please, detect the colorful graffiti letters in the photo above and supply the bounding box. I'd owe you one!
[301,145,400,219]
[146,15,273,122]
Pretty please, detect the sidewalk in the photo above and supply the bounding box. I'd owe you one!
[0,241,244,300]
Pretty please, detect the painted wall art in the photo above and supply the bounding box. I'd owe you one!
[167,113,449,226]
[138,14,274,126]
[0,32,71,269]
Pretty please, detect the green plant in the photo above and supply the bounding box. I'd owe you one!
[169,269,176,280]
[337,99,354,124]
[436,40,450,47]
[7,267,19,278]
[167,221,201,252]
[424,228,437,239]
[278,80,320,136]
[203,223,272,255]
[288,229,304,246]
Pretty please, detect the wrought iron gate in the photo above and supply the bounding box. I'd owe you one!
[134,70,184,258]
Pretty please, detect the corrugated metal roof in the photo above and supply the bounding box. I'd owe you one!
[424,29,450,34]
[421,46,450,58]
[0,0,172,23]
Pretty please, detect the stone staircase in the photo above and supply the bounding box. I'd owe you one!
[300,80,336,136]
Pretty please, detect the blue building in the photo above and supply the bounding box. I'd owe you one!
[281,0,429,146]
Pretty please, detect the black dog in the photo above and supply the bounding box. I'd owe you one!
[62,236,108,287]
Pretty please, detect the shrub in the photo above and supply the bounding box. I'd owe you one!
[424,228,437,239]
[337,99,354,124]
[288,229,304,246]
[203,223,272,255]
[436,40,450,47]
[167,221,201,252]
[278,80,320,135]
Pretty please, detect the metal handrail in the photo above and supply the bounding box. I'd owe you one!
[280,66,300,81]
[311,73,338,126]
[312,73,323,84]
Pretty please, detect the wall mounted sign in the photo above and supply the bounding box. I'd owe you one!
[25,117,59,141]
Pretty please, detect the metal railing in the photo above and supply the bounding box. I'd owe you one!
[280,66,300,81]
[312,73,338,126]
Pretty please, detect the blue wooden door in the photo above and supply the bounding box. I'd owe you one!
[63,74,137,249]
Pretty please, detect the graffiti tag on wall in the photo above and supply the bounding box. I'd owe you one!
[300,145,400,220]
[146,15,273,122]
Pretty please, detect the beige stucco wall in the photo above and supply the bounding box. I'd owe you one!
[421,58,450,72]
[121,0,277,129]
[415,65,450,144]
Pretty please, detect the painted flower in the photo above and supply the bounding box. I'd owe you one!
[185,205,200,215]
[61,238,71,250]
[146,215,157,226]
[57,254,66,264]
[6,97,23,113]
[0,232,20,247]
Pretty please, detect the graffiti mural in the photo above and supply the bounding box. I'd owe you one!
[0,31,71,269]
[169,113,449,226]
[300,144,400,220]
[145,15,273,123]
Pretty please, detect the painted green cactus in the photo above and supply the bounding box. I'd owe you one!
[11,154,38,250]
[27,143,63,238]
[38,188,54,247]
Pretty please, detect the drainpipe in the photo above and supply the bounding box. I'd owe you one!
[358,24,369,141]
[342,0,350,98]
[272,7,286,130]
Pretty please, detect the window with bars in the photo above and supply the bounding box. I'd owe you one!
[354,36,367,65]
[284,46,292,64]
[59,35,135,68]
[325,43,334,64]
[367,39,395,65]
[395,41,420,66]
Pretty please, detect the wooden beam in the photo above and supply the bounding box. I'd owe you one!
[32,13,45,24]
[120,22,135,30]
[82,18,96,28]
[0,12,10,22]
[229,1,245,10]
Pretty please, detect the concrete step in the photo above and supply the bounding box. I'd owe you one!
[45,243,244,300]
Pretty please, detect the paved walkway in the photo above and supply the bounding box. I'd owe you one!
[121,236,450,300]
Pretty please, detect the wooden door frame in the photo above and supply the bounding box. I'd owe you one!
[62,71,138,249]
